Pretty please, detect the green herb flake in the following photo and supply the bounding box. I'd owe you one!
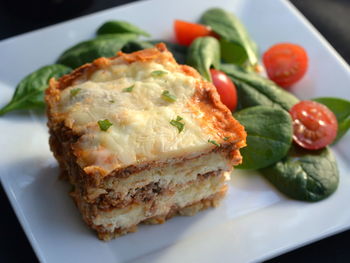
[151,70,168,77]
[223,136,230,141]
[170,116,184,133]
[161,90,177,103]
[70,88,81,97]
[109,100,115,103]
[122,85,134,92]
[98,119,113,131]
[208,139,220,147]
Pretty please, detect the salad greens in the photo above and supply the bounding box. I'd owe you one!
[97,20,150,37]
[0,64,71,116]
[1,8,348,203]
[220,64,299,111]
[122,40,189,64]
[186,36,220,82]
[261,145,339,202]
[151,41,188,65]
[200,8,259,68]
[121,40,154,53]
[219,65,341,201]
[234,106,293,170]
[57,33,137,68]
[313,97,350,142]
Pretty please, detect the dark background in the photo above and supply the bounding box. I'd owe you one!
[0,0,349,262]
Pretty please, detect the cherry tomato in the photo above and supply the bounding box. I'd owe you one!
[289,101,338,150]
[174,20,215,46]
[210,69,237,111]
[263,43,308,88]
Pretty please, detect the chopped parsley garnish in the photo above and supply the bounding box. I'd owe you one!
[170,116,184,133]
[70,88,81,97]
[122,85,134,92]
[208,139,220,147]
[151,70,168,77]
[98,119,113,131]
[109,100,115,103]
[223,136,230,141]
[161,90,177,103]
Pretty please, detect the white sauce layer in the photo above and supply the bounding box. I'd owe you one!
[93,172,228,231]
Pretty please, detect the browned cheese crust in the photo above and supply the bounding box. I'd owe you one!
[45,43,246,240]
[46,43,246,180]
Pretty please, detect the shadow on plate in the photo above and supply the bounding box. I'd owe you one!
[1,156,219,262]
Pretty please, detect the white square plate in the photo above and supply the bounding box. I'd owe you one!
[1,0,350,262]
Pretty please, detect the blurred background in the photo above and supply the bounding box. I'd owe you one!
[0,0,349,262]
[0,0,349,63]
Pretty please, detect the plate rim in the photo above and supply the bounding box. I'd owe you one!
[1,0,350,262]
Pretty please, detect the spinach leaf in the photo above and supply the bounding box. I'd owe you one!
[200,8,258,68]
[120,39,189,64]
[121,40,154,53]
[186,36,220,81]
[261,145,339,202]
[57,33,137,68]
[220,64,299,111]
[149,40,188,64]
[97,20,150,37]
[219,39,249,66]
[234,106,293,169]
[313,97,350,142]
[0,64,71,115]
[157,41,188,64]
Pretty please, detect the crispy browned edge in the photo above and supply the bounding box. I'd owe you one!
[45,43,246,240]
[45,43,246,179]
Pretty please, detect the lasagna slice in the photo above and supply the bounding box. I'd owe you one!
[46,43,246,240]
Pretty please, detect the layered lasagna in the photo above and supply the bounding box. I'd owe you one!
[46,43,246,240]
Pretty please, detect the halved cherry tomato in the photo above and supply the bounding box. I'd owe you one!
[210,69,237,111]
[174,20,215,46]
[263,43,308,88]
[289,101,338,150]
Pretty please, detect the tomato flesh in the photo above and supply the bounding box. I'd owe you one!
[210,69,237,111]
[289,101,338,150]
[174,20,215,46]
[263,43,308,88]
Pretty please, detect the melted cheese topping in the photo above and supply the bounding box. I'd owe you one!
[56,60,218,174]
